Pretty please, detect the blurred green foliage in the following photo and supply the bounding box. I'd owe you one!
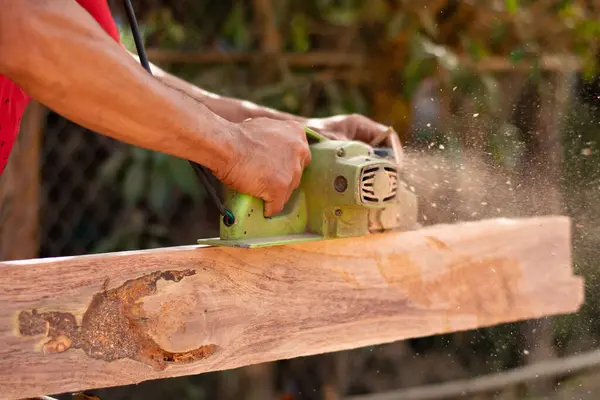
[102,0,600,254]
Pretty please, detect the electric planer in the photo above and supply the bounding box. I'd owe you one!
[197,127,419,248]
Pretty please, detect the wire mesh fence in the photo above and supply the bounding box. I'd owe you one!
[40,114,122,257]
[38,109,221,258]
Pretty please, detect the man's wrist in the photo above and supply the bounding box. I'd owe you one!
[185,108,239,176]
[146,81,236,176]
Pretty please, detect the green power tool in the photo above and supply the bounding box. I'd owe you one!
[197,127,418,248]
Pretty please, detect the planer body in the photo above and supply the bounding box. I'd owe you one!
[197,128,418,248]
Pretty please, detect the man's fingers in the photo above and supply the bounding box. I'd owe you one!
[264,198,285,218]
[369,127,394,147]
[380,134,393,149]
[290,168,303,193]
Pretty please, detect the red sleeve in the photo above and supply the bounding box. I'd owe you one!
[75,0,121,43]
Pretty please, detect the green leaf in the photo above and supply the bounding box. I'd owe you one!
[506,0,519,14]
[283,90,300,110]
[487,123,526,171]
[529,56,542,84]
[581,53,598,81]
[403,55,437,98]
[91,233,123,253]
[92,228,130,253]
[98,150,128,183]
[149,166,171,214]
[122,162,147,206]
[152,151,170,167]
[290,14,310,52]
[323,7,359,26]
[386,12,406,39]
[489,20,503,44]
[466,39,489,61]
[223,2,249,48]
[509,46,526,64]
[166,157,202,199]
[131,147,150,163]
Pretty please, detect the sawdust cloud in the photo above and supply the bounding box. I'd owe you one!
[401,148,562,226]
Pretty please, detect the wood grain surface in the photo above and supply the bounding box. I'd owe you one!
[0,216,583,399]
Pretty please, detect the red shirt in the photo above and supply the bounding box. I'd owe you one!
[0,0,121,176]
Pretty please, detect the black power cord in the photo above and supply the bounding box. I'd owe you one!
[122,0,235,227]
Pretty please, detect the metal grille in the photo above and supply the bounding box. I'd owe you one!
[359,164,398,205]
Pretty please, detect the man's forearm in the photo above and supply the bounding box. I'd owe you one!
[130,52,306,124]
[0,0,236,174]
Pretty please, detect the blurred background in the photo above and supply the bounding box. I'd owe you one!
[3,0,600,399]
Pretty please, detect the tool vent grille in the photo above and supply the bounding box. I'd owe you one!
[359,164,398,205]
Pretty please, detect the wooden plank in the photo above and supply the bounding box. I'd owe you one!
[0,216,583,399]
[0,101,47,261]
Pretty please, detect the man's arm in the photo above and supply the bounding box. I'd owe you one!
[129,52,304,124]
[129,54,392,145]
[0,1,235,173]
[0,0,310,216]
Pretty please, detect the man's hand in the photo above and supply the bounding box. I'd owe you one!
[306,114,391,146]
[217,118,311,217]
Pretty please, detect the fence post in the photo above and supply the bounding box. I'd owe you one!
[0,101,47,261]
